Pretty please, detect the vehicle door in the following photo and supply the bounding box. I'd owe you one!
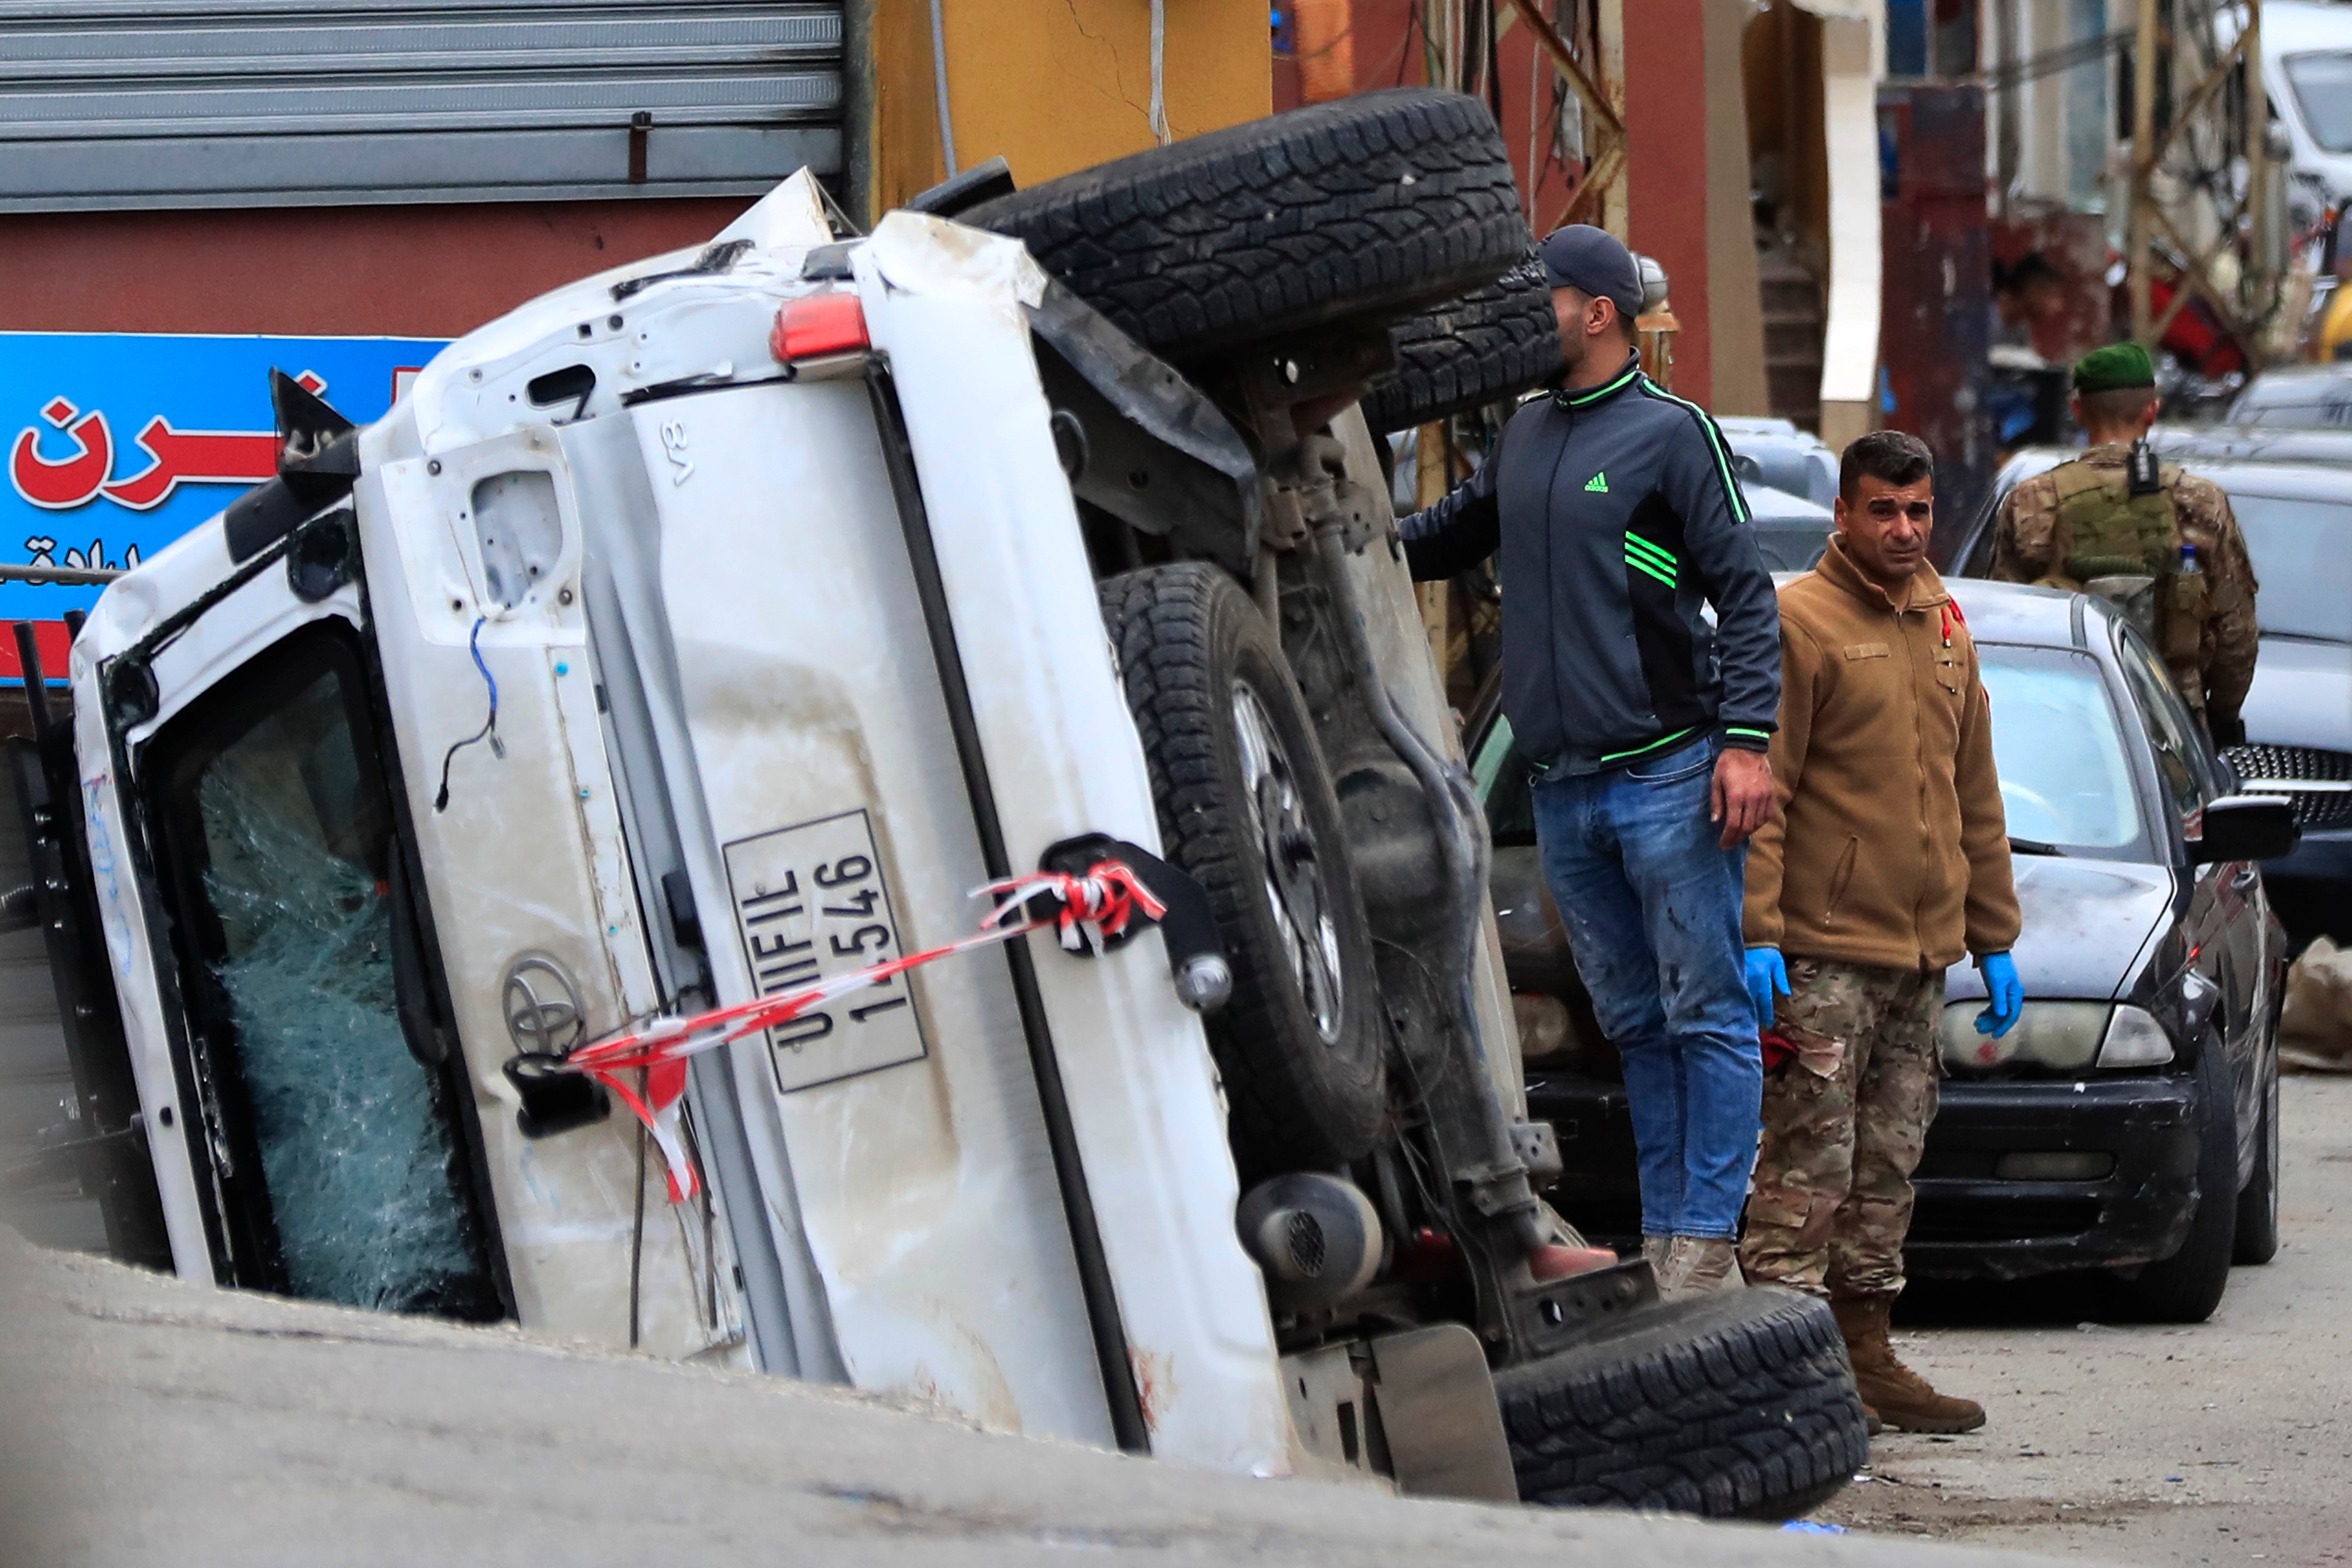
[79,506,508,1318]
[2112,621,2261,1147]
[78,416,755,1358]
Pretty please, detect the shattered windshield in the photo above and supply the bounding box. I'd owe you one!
[154,626,497,1317]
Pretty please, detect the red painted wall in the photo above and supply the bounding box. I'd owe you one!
[1622,0,1713,405]
[1277,2,1581,236]
[0,199,754,338]
[1278,3,1733,401]
[0,621,72,683]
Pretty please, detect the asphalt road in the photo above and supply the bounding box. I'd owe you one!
[1817,1074,2352,1564]
[0,1224,2049,1568]
[18,1085,2348,1565]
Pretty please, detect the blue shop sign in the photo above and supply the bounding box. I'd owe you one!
[3,333,447,628]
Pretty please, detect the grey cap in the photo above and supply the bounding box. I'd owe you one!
[1538,225,1644,321]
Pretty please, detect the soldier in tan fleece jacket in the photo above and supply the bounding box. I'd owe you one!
[1740,431,2023,1435]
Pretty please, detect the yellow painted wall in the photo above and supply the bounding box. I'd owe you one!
[861,0,1274,217]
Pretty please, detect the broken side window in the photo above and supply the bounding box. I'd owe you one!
[144,621,501,1319]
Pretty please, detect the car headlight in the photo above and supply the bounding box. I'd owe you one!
[2094,1004,2174,1067]
[1937,1002,2175,1071]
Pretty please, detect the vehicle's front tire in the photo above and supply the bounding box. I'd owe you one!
[2234,1049,2281,1265]
[2109,1036,2239,1322]
[966,89,1530,362]
[1493,1287,1869,1521]
[1098,564,1386,1180]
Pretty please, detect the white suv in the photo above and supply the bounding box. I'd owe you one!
[15,92,1863,1519]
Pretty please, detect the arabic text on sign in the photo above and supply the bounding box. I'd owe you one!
[7,373,328,514]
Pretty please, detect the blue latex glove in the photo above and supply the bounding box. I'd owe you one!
[1745,946,1790,1029]
[1976,951,2023,1038]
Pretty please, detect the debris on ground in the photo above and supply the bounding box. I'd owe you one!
[2281,938,2352,1072]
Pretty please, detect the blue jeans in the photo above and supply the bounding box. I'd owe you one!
[1530,737,1763,1240]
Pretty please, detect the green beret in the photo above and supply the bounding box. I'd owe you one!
[2073,341,2156,394]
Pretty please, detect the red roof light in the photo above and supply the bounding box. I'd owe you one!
[771,292,869,364]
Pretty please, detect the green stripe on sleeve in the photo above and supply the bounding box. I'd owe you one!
[1639,383,1752,525]
[1724,726,1772,739]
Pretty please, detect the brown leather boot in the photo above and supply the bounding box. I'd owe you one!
[1831,1295,1984,1434]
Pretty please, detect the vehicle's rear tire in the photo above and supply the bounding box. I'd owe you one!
[1098,564,1386,1179]
[965,89,1531,362]
[1359,258,1563,434]
[1493,1287,1869,1522]
[2234,1051,2280,1265]
[2109,1037,2239,1322]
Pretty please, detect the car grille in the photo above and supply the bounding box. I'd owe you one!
[2224,743,2352,831]
[1908,1197,2103,1242]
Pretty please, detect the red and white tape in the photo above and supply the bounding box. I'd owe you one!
[548,860,1168,1202]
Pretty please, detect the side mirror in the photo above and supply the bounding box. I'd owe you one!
[2190,794,2301,865]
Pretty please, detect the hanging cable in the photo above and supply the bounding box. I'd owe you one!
[432,616,503,813]
[1150,0,1171,145]
[930,0,960,177]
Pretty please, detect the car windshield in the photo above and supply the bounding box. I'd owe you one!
[2227,492,2352,642]
[2287,51,2352,152]
[1978,644,2151,856]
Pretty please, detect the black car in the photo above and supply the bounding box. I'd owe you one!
[1949,451,2352,946]
[1483,580,2296,1322]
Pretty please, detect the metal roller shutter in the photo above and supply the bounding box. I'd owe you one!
[0,0,844,211]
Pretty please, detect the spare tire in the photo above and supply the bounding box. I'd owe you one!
[1495,1287,1868,1521]
[1361,258,1563,434]
[967,89,1531,361]
[1098,563,1386,1179]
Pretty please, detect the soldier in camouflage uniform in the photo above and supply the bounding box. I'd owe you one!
[1741,960,1944,1299]
[1741,432,2023,1436]
[1991,342,2259,744]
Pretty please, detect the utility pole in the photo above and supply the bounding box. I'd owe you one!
[1499,0,1626,234]
[2129,0,2160,344]
[2125,0,2280,368]
[2245,1,2272,304]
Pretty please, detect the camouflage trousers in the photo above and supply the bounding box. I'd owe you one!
[1739,957,1944,1299]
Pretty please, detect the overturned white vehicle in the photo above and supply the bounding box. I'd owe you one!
[16,93,1864,1516]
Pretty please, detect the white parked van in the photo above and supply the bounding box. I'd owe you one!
[2243,0,2352,230]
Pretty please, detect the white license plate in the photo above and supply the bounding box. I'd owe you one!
[721,808,928,1094]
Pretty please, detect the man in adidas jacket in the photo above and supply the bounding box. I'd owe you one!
[1400,225,1781,1298]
